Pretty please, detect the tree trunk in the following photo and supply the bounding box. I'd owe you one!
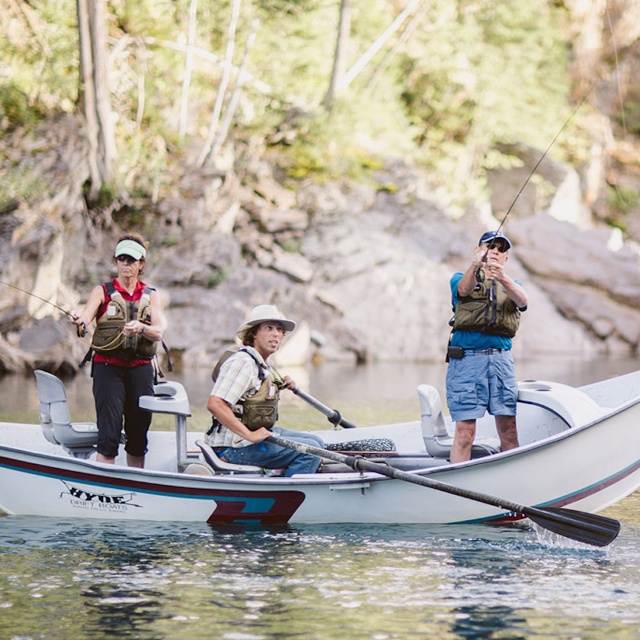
[76,0,117,199]
[323,0,351,111]
[179,0,199,137]
[342,0,420,90]
[209,19,259,162]
[197,0,242,167]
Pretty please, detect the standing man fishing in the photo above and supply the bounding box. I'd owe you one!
[70,233,164,468]
[446,231,528,463]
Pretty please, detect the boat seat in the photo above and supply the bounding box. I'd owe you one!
[517,380,609,428]
[34,369,99,459]
[417,384,500,459]
[196,439,265,475]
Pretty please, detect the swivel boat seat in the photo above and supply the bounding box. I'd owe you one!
[417,384,500,460]
[34,369,99,459]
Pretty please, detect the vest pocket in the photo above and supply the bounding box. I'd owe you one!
[243,404,278,431]
[92,321,125,353]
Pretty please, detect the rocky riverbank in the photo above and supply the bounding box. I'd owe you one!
[2,114,640,376]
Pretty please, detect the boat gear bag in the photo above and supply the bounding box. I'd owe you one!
[451,279,522,337]
[208,347,280,433]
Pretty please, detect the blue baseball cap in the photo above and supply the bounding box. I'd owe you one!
[478,231,511,250]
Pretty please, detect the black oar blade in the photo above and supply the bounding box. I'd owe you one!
[526,506,620,547]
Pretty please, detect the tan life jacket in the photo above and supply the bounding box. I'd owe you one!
[452,279,521,338]
[92,282,157,360]
[211,347,280,431]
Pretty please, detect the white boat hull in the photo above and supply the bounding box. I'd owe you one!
[1,370,640,525]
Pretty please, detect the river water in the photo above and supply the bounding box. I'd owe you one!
[1,355,640,639]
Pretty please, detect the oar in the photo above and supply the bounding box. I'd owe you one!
[292,387,357,429]
[267,435,621,548]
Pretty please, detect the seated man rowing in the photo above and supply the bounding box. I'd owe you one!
[206,305,324,476]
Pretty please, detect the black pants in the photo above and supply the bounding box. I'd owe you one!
[92,362,154,458]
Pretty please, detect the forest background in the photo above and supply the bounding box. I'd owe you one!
[1,0,640,373]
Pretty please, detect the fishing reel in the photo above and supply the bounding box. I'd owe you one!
[76,322,87,338]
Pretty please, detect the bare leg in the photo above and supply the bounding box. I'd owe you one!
[96,453,115,464]
[495,415,519,452]
[450,419,476,463]
[127,453,145,468]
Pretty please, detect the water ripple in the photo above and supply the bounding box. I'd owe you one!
[1,516,639,639]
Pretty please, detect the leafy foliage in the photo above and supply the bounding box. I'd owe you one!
[0,0,78,113]
[0,0,592,208]
[398,0,570,195]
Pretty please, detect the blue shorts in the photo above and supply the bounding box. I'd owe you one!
[445,351,518,421]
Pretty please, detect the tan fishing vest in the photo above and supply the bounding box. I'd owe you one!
[211,348,280,431]
[452,279,521,338]
[92,282,156,360]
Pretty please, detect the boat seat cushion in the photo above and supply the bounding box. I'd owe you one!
[34,369,99,457]
[417,384,500,458]
[325,438,397,456]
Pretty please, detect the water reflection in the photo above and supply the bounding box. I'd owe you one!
[1,518,640,639]
[2,354,639,425]
[450,604,527,638]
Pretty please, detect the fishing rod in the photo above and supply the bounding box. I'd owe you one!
[0,279,86,337]
[476,80,598,282]
[494,84,596,237]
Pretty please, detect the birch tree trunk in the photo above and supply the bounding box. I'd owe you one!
[76,0,117,199]
[179,0,198,137]
[208,19,259,162]
[197,0,242,167]
[323,0,351,111]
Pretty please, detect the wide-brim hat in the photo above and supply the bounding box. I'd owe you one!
[478,231,511,250]
[235,305,296,341]
[115,239,147,260]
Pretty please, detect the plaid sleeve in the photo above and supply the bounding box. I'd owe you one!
[210,352,259,406]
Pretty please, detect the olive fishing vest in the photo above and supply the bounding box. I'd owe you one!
[92,282,157,360]
[211,348,280,431]
[452,279,521,338]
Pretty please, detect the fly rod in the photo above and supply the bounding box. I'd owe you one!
[0,279,86,336]
[478,80,598,279]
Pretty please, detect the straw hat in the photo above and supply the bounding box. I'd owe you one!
[235,305,296,341]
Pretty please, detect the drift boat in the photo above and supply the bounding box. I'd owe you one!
[0,369,637,543]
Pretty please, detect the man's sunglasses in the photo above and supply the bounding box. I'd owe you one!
[482,241,509,253]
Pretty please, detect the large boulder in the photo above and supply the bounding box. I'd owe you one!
[509,213,640,352]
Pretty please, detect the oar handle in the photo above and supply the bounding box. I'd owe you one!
[292,387,357,428]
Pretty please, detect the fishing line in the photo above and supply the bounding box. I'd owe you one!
[602,0,630,211]
[475,80,599,283]
[495,82,597,237]
[0,279,87,337]
[605,1,625,135]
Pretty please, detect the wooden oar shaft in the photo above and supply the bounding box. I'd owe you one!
[267,435,621,547]
[292,387,357,429]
